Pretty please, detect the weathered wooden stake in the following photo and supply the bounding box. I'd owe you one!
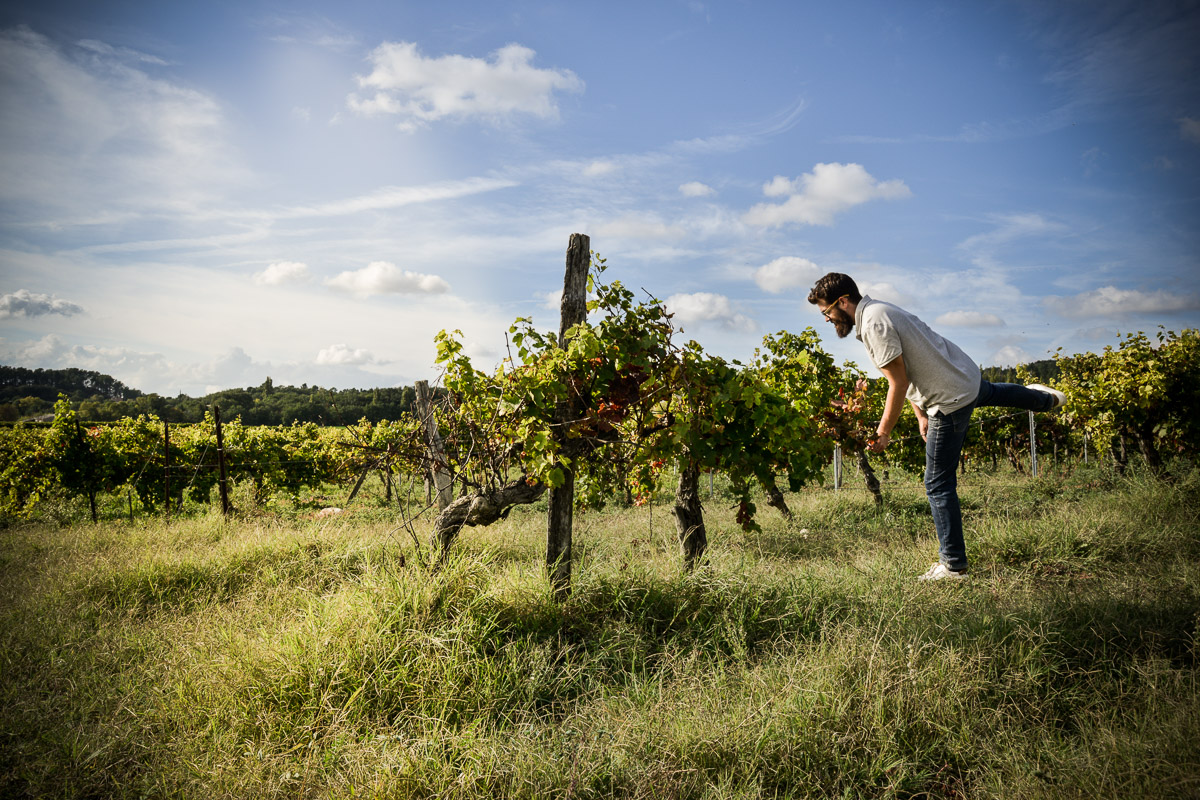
[833,444,842,491]
[164,420,171,519]
[547,233,589,600]
[76,419,98,523]
[1028,411,1038,478]
[674,461,708,571]
[214,404,231,517]
[415,380,455,511]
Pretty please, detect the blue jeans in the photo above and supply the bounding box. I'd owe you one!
[925,380,1055,572]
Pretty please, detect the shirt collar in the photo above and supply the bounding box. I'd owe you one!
[854,295,873,342]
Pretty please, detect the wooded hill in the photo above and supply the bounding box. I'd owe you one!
[0,367,417,425]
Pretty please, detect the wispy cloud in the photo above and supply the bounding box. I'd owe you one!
[1044,286,1200,318]
[743,163,911,227]
[957,213,1069,253]
[272,177,518,220]
[832,105,1081,146]
[1034,1,1200,115]
[75,38,170,65]
[935,310,1005,327]
[348,41,584,131]
[670,98,807,155]
[595,214,686,240]
[0,27,250,225]
[1181,117,1200,144]
[0,289,84,319]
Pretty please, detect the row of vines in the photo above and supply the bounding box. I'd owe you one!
[0,403,424,522]
[3,249,1198,573]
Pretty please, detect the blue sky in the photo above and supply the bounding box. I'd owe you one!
[1,0,1198,396]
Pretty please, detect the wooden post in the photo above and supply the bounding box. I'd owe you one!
[415,380,455,510]
[1028,411,1038,478]
[674,460,708,571]
[75,419,98,523]
[163,420,171,519]
[833,444,842,491]
[214,404,232,517]
[547,233,589,600]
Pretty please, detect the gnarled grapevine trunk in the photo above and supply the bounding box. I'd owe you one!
[856,449,883,509]
[762,475,794,521]
[1131,425,1163,475]
[674,460,708,571]
[433,478,546,561]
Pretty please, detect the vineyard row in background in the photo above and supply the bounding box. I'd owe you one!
[1,334,1191,527]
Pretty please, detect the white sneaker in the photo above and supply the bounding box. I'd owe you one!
[918,563,967,582]
[1027,384,1066,410]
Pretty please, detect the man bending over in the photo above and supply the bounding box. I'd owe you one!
[808,272,1065,582]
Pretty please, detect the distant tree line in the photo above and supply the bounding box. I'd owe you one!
[0,367,417,425]
[980,359,1059,385]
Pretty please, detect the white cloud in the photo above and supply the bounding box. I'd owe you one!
[253,261,311,286]
[0,335,402,397]
[762,175,795,197]
[325,261,450,298]
[316,344,375,365]
[0,334,171,385]
[753,256,821,294]
[934,310,1005,327]
[679,181,715,197]
[989,345,1035,366]
[348,41,583,130]
[583,160,617,177]
[665,292,754,332]
[856,281,913,307]
[1181,116,1200,144]
[539,289,562,310]
[0,289,84,319]
[595,214,685,240]
[743,163,911,227]
[1044,286,1200,318]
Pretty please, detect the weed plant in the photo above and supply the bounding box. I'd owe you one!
[1,462,1197,798]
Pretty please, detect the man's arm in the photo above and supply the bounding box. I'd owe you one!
[870,354,909,452]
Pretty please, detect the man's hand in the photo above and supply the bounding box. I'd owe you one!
[911,403,929,441]
[869,431,890,453]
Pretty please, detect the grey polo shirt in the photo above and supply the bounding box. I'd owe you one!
[854,296,981,416]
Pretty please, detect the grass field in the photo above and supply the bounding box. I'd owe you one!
[1,463,1198,798]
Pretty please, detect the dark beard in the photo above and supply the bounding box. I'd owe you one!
[832,308,854,338]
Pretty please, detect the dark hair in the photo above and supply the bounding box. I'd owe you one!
[807,272,862,306]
